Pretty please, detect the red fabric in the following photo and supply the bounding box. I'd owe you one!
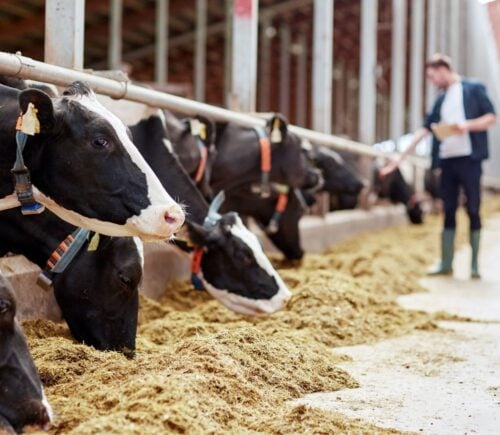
[191,247,204,274]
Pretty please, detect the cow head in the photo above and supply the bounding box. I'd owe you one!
[18,82,184,241]
[313,146,364,195]
[0,277,53,433]
[52,236,142,357]
[186,212,291,316]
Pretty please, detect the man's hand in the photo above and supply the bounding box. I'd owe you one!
[453,122,469,135]
[379,159,399,178]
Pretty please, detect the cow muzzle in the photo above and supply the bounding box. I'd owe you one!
[127,203,185,242]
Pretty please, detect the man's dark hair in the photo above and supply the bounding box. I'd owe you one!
[425,53,453,71]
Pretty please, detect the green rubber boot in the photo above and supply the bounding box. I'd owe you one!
[427,229,455,276]
[470,230,481,279]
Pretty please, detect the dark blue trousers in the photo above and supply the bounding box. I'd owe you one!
[440,156,482,230]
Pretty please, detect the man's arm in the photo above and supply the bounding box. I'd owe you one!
[456,113,496,134]
[379,127,430,177]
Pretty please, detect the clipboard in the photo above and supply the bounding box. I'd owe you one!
[431,123,459,141]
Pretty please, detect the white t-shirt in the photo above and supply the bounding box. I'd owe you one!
[439,81,472,159]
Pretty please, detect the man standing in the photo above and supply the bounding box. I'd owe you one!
[381,54,496,278]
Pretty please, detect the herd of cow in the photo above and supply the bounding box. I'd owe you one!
[0,77,425,433]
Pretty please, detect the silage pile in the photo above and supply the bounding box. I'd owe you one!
[24,199,500,434]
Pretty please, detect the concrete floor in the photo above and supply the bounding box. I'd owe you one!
[296,216,500,434]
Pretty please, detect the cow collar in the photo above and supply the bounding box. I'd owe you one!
[11,106,45,215]
[266,184,290,234]
[36,228,90,290]
[251,126,272,198]
[190,190,225,291]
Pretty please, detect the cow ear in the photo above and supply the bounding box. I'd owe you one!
[186,221,210,246]
[195,115,216,146]
[18,89,56,132]
[267,113,288,144]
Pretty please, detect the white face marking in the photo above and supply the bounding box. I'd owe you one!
[201,215,292,315]
[132,237,144,268]
[41,388,54,423]
[46,93,185,241]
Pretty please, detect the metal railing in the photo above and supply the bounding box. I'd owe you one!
[0,51,428,168]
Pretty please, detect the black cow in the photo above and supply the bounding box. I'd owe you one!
[374,167,424,224]
[0,208,142,356]
[163,110,217,199]
[0,275,53,434]
[0,81,184,241]
[210,114,307,193]
[125,109,292,315]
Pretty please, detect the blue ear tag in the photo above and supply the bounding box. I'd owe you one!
[21,202,45,215]
[191,273,205,291]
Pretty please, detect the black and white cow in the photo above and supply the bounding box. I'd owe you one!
[0,208,142,356]
[0,275,53,434]
[105,103,292,315]
[0,81,184,241]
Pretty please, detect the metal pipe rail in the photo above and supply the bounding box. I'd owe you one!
[0,51,428,167]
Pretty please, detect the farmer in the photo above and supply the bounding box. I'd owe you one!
[381,54,497,278]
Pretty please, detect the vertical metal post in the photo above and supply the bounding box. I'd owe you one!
[45,0,85,69]
[224,0,233,107]
[449,0,461,72]
[426,0,438,110]
[279,24,291,116]
[295,33,308,127]
[195,0,207,102]
[155,0,169,84]
[409,0,424,132]
[231,0,259,112]
[358,0,378,145]
[109,0,122,70]
[389,0,407,142]
[439,0,448,54]
[358,0,378,189]
[312,0,334,133]
[259,15,272,112]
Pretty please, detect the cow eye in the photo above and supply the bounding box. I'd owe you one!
[0,299,11,315]
[92,137,109,149]
[118,272,132,287]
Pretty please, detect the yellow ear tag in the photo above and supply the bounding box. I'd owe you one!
[189,118,201,136]
[199,123,207,141]
[271,118,282,142]
[20,103,40,136]
[87,233,100,252]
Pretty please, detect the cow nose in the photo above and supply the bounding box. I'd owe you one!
[164,204,185,230]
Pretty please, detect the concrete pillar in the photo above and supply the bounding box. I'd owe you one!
[108,0,122,70]
[358,0,378,144]
[409,0,424,132]
[45,0,85,69]
[279,24,291,116]
[295,33,308,127]
[426,0,438,110]
[438,0,448,54]
[195,0,207,102]
[389,0,407,142]
[155,0,169,84]
[312,0,334,133]
[231,0,259,112]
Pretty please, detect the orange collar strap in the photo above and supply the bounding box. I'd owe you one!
[194,140,208,183]
[191,246,205,290]
[266,186,290,234]
[253,127,272,198]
